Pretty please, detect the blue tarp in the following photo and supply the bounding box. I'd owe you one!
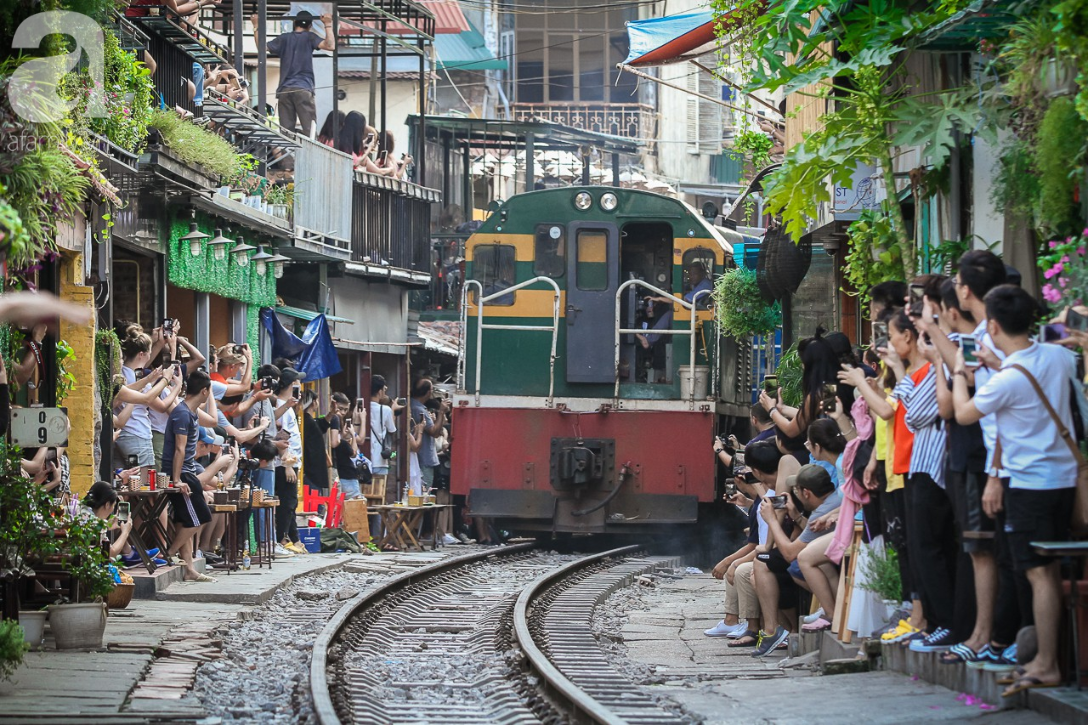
[261,308,342,381]
[623,9,717,67]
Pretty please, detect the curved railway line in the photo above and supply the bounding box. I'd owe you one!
[312,544,685,725]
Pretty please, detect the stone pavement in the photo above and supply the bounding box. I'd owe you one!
[0,549,457,723]
[617,575,1061,725]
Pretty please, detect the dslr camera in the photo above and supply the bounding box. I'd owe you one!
[260,375,277,391]
[236,458,260,472]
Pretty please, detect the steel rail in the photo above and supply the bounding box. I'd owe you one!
[512,544,643,725]
[311,542,537,725]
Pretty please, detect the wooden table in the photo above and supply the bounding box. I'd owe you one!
[210,503,238,574]
[251,498,279,568]
[1032,540,1088,689]
[117,489,171,574]
[370,505,453,552]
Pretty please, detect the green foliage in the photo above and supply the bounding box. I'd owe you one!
[997,13,1060,138]
[991,139,1042,220]
[147,110,248,179]
[842,206,906,304]
[55,339,76,404]
[775,342,803,408]
[860,545,902,603]
[94,329,122,416]
[0,442,62,584]
[712,267,781,338]
[732,128,773,170]
[166,215,276,360]
[1039,232,1088,306]
[62,30,155,154]
[58,512,114,601]
[1050,0,1088,123]
[927,237,977,273]
[1035,98,1088,236]
[0,620,29,683]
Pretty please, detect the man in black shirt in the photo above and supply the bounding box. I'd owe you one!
[252,10,335,136]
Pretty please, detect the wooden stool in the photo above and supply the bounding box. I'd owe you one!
[832,521,865,643]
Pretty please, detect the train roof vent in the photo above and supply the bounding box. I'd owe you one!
[756,225,811,303]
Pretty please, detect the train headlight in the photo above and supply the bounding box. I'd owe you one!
[573,192,593,211]
[600,192,618,211]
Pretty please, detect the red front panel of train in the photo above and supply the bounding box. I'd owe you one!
[450,406,716,502]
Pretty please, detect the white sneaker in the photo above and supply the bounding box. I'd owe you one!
[802,607,826,625]
[704,620,747,638]
[273,544,295,558]
[442,533,460,545]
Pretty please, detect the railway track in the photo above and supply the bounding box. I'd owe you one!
[312,544,684,725]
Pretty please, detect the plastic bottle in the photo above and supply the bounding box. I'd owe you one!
[242,542,251,571]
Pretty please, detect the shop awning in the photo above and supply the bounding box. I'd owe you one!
[623,9,719,67]
[416,320,460,357]
[435,21,507,72]
[275,305,355,325]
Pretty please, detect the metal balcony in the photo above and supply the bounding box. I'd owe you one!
[502,102,655,140]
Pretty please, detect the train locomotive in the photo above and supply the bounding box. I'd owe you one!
[451,186,753,534]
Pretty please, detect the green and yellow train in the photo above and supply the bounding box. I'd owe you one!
[451,186,753,533]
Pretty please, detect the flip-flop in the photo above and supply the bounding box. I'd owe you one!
[801,617,832,632]
[1001,676,1060,698]
[185,574,217,583]
[997,667,1029,685]
[727,632,758,647]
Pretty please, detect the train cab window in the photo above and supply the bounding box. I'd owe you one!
[534,224,565,278]
[576,230,608,290]
[472,244,517,306]
[682,248,716,309]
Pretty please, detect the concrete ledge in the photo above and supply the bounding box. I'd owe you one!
[880,641,1012,708]
[1029,687,1088,725]
[129,557,206,599]
[154,553,353,605]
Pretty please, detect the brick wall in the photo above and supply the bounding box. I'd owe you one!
[59,253,98,496]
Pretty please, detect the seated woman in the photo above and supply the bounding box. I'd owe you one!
[83,482,166,565]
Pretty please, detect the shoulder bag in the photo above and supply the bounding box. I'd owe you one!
[1005,363,1088,534]
[370,405,396,461]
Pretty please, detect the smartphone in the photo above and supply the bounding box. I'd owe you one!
[1043,323,1069,342]
[162,318,175,337]
[734,452,745,467]
[763,374,778,400]
[1068,307,1088,332]
[292,386,301,399]
[125,454,139,468]
[770,494,789,510]
[366,132,375,143]
[396,397,407,406]
[909,283,925,304]
[116,501,131,523]
[960,334,980,368]
[224,435,236,448]
[820,383,838,412]
[872,321,889,348]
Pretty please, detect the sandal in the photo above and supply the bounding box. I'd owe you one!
[1001,675,1060,698]
[940,642,980,665]
[727,632,759,647]
[801,617,832,632]
[185,573,217,583]
[997,667,1028,686]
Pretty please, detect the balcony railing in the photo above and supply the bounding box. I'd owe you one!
[352,172,440,274]
[293,136,353,258]
[502,102,655,140]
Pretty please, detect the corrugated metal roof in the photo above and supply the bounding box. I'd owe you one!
[435,22,506,71]
[421,0,470,34]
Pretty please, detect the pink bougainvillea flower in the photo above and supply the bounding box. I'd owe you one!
[1045,266,1060,279]
[1060,277,1068,287]
[1062,255,1071,264]
[1051,241,1060,248]
[1043,284,1062,303]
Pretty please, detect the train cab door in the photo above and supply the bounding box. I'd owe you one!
[565,222,619,383]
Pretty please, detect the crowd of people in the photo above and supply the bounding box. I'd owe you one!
[705,249,1084,697]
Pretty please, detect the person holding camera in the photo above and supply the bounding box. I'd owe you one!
[369,375,399,499]
[327,392,367,499]
[410,378,449,493]
[148,324,205,468]
[117,330,184,468]
[273,372,307,556]
[162,370,216,583]
[237,364,287,443]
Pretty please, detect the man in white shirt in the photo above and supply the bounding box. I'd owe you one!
[953,284,1086,695]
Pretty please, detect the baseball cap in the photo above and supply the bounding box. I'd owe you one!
[294,9,314,21]
[198,427,225,446]
[279,367,307,384]
[217,344,245,365]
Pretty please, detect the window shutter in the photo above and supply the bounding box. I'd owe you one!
[686,71,699,152]
[697,71,721,154]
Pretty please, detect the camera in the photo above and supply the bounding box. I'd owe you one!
[820,383,838,412]
[770,494,789,509]
[260,376,276,391]
[237,458,260,472]
[125,454,139,468]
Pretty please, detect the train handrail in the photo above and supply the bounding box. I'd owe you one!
[460,277,562,407]
[614,280,713,408]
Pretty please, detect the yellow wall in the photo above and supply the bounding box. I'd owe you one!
[59,251,97,496]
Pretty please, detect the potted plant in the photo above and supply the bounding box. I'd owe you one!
[17,609,47,649]
[0,619,29,682]
[46,511,113,650]
[859,545,902,620]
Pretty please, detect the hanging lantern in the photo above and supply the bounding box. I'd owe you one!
[251,245,274,277]
[180,220,209,257]
[231,236,255,267]
[267,252,290,279]
[208,227,233,261]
